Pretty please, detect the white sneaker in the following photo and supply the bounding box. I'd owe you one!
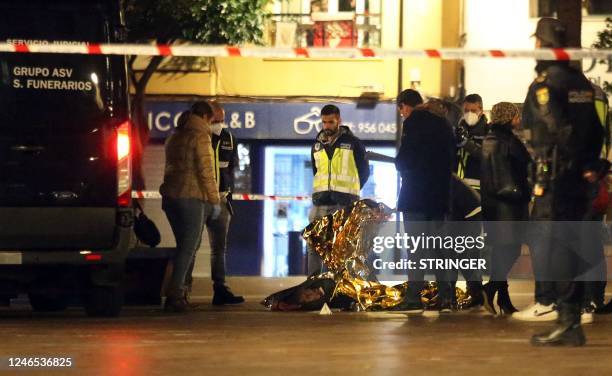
[512,303,558,322]
[581,311,594,325]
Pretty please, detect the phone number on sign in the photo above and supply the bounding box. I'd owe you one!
[352,122,397,134]
[6,357,73,368]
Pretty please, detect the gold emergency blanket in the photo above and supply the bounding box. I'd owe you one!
[302,199,471,311]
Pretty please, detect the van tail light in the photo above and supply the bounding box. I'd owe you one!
[85,254,102,262]
[116,120,132,207]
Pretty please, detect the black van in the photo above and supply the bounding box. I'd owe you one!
[0,0,132,316]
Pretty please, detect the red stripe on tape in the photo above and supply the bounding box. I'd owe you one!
[294,48,309,57]
[360,48,375,57]
[87,44,102,54]
[14,44,29,53]
[269,195,277,200]
[241,194,250,201]
[227,46,242,57]
[425,49,441,58]
[157,44,173,56]
[136,191,144,199]
[552,48,570,60]
[490,50,505,58]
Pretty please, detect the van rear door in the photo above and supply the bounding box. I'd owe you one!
[0,1,129,250]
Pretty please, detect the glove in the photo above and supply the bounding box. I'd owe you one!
[211,204,222,220]
[455,125,468,147]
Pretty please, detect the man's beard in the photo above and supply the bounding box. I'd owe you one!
[323,129,337,137]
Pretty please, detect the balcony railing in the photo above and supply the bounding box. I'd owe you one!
[265,12,382,49]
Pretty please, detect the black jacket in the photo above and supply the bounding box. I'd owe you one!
[395,108,456,215]
[212,129,238,193]
[311,126,369,206]
[456,115,488,181]
[522,61,603,212]
[450,174,481,221]
[481,122,532,221]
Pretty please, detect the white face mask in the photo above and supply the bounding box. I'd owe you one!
[464,112,480,126]
[211,122,224,135]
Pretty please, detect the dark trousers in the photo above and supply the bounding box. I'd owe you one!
[448,218,483,297]
[535,281,557,306]
[490,242,522,281]
[531,193,606,308]
[530,192,591,312]
[580,211,607,307]
[402,211,453,304]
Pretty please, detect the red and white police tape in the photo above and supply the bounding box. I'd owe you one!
[132,191,310,201]
[1,43,611,60]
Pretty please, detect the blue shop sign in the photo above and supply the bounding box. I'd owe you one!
[144,101,397,141]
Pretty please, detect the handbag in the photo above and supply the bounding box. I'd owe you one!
[133,200,161,247]
[482,135,523,202]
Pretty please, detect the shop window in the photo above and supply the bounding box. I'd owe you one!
[267,0,382,48]
[533,0,612,17]
[234,143,252,193]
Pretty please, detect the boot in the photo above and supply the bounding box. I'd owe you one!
[496,281,518,315]
[212,284,245,306]
[481,282,498,315]
[531,303,586,347]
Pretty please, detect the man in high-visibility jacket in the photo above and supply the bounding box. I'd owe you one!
[308,104,370,274]
[455,94,488,191]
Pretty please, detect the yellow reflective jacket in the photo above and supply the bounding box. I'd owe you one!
[311,126,369,206]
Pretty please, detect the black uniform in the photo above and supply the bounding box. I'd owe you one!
[456,116,488,188]
[212,129,238,194]
[523,61,603,324]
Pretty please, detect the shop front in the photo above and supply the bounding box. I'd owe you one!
[143,99,399,276]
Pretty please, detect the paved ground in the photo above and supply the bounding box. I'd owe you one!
[0,293,611,376]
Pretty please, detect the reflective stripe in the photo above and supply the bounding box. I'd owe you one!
[312,146,360,196]
[214,139,221,187]
[456,149,468,179]
[595,99,606,127]
[462,178,480,188]
[594,98,609,158]
[330,185,358,194]
[313,150,329,193]
[465,206,482,219]
[335,174,359,183]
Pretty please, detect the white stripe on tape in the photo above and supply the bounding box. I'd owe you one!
[132,191,311,201]
[131,191,389,202]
